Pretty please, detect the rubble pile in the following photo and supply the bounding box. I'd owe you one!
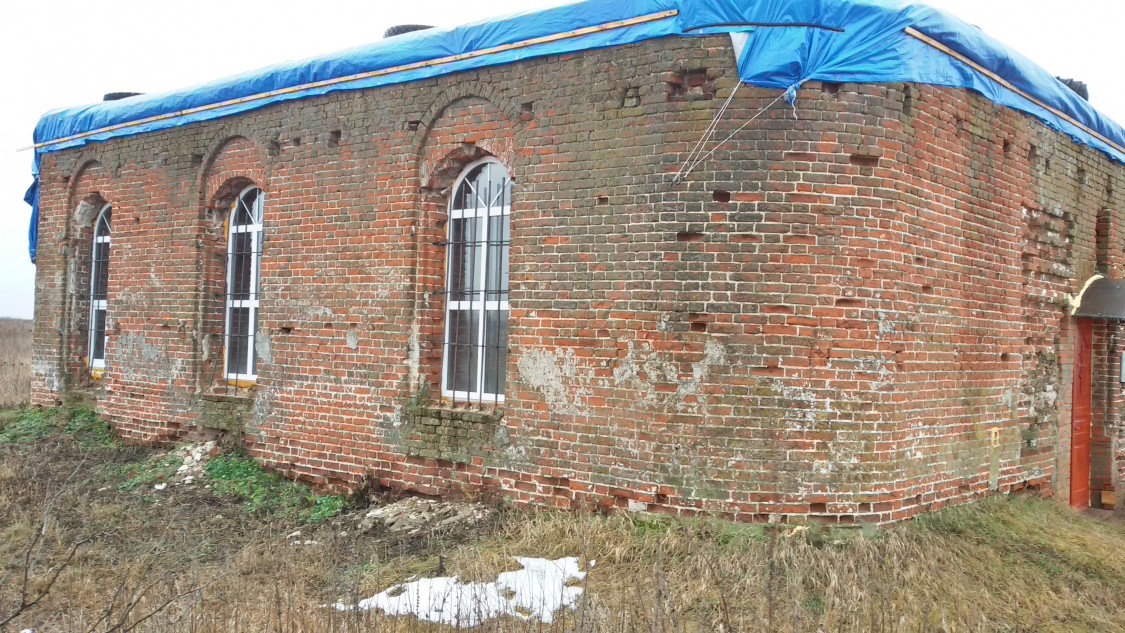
[357,497,493,536]
[171,441,217,485]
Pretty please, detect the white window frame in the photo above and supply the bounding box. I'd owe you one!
[223,186,264,383]
[88,204,112,371]
[441,158,510,403]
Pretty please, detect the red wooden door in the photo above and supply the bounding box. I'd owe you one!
[1070,319,1092,509]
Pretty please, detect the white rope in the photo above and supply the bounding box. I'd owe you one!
[673,82,799,185]
[674,81,741,183]
[676,89,790,184]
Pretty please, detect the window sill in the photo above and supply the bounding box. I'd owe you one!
[225,379,257,389]
[407,403,505,425]
[201,392,254,405]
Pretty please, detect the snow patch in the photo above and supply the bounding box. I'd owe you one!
[335,557,585,627]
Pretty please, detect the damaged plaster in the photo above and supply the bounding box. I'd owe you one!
[611,338,727,412]
[74,200,99,228]
[256,334,273,364]
[516,347,589,415]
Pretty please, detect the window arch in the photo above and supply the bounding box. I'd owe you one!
[88,204,112,371]
[442,158,511,402]
[225,186,264,383]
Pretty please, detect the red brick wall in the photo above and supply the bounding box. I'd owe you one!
[30,34,1125,522]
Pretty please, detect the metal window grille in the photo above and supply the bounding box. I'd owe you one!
[88,204,112,370]
[223,186,264,386]
[441,159,511,405]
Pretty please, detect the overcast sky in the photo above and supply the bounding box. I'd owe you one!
[2,0,1122,319]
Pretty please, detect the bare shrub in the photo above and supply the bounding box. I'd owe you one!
[0,319,32,408]
[3,411,1125,631]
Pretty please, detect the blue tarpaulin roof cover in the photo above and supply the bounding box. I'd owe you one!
[25,0,1125,263]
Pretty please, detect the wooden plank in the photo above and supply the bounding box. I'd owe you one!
[903,27,1125,157]
[24,10,679,152]
[1103,490,1117,510]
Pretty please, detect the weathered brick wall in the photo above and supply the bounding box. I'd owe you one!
[30,33,1125,522]
[888,85,1125,514]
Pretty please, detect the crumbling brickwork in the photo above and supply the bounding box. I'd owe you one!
[30,34,1125,522]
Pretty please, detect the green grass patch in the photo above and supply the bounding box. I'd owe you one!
[204,452,346,523]
[0,406,120,448]
[0,407,58,444]
[62,406,120,448]
[117,452,183,491]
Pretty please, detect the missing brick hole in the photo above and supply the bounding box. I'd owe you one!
[1077,168,1088,185]
[822,82,840,96]
[622,86,640,108]
[676,231,704,242]
[280,326,293,334]
[902,87,916,115]
[810,502,827,513]
[596,196,609,206]
[292,136,302,147]
[407,120,421,131]
[850,154,880,167]
[1001,352,1012,361]
[521,101,534,114]
[713,190,731,203]
[329,130,341,145]
[267,140,281,156]
[667,69,715,101]
[922,284,934,293]
[1003,140,1012,156]
[191,153,203,166]
[690,321,708,333]
[914,256,925,265]
[1029,144,1038,162]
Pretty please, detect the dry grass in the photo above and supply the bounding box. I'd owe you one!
[0,319,32,408]
[1,407,1124,632]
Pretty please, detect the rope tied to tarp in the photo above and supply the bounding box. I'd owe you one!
[672,80,802,185]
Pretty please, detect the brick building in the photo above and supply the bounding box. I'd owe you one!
[25,0,1125,522]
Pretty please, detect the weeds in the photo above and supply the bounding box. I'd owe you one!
[2,408,1124,631]
[0,406,120,449]
[117,453,183,491]
[205,452,346,523]
[0,408,57,444]
[62,406,119,449]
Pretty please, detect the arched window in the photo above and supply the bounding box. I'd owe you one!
[442,159,511,402]
[225,186,264,383]
[88,204,112,371]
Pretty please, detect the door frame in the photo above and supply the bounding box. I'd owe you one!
[1070,318,1093,509]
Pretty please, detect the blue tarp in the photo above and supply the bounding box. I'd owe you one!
[25,0,1125,263]
[24,177,38,264]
